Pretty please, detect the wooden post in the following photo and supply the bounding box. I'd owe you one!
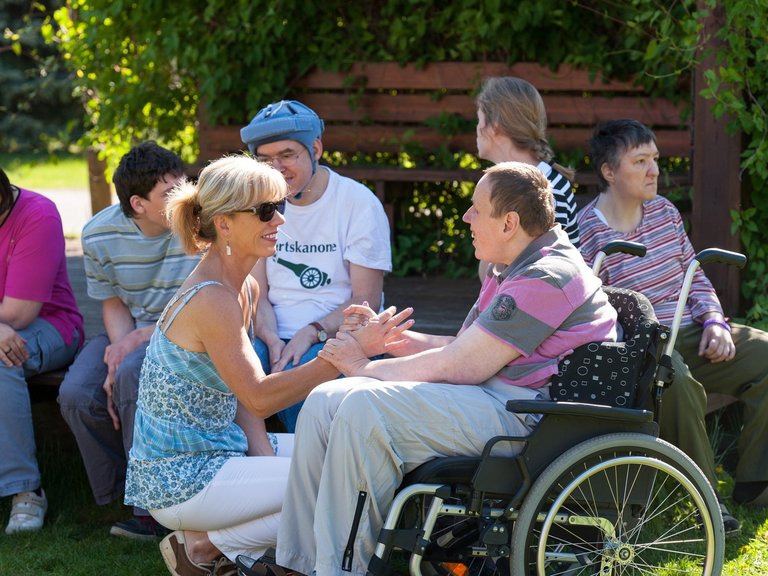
[691,1,743,314]
[87,148,112,216]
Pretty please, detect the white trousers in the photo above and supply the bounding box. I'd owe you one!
[276,378,542,576]
[151,433,294,561]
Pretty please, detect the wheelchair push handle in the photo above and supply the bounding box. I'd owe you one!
[591,241,647,275]
[665,248,747,355]
[695,248,747,269]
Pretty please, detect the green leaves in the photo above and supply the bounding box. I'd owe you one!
[698,0,768,324]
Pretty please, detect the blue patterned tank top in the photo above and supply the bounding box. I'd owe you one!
[125,281,255,510]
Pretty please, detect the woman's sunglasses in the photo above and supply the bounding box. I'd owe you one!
[235,200,286,222]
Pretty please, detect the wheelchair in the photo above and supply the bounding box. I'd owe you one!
[365,243,745,576]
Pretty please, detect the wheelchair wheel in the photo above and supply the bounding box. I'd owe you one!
[510,433,724,576]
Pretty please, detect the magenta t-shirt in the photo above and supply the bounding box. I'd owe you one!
[0,189,83,345]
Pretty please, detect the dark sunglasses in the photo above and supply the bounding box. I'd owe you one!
[235,200,286,222]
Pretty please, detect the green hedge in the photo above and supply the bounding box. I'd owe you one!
[46,2,768,321]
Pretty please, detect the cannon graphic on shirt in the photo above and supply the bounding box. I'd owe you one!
[275,257,331,289]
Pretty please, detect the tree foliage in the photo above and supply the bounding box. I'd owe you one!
[51,0,701,165]
[698,0,768,326]
[0,0,82,152]
[45,1,768,320]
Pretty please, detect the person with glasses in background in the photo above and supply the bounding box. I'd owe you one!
[125,155,395,576]
[240,100,392,432]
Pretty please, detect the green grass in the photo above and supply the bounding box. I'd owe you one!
[2,400,766,575]
[0,152,89,190]
[0,400,165,576]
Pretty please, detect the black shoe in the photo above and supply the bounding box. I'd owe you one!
[110,515,170,540]
[235,554,302,576]
[718,502,742,537]
[733,481,768,507]
[236,555,260,576]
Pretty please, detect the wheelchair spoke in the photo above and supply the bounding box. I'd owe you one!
[511,434,723,576]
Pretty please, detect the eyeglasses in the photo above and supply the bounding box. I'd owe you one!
[235,200,286,222]
[254,148,307,168]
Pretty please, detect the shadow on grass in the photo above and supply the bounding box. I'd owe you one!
[0,400,165,576]
[2,399,766,575]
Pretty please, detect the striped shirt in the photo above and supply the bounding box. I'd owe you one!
[81,204,199,328]
[577,195,722,327]
[537,161,579,247]
[461,227,617,388]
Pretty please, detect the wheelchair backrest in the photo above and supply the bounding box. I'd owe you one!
[550,286,668,409]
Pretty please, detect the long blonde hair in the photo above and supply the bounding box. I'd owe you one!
[166,155,287,254]
[476,76,575,181]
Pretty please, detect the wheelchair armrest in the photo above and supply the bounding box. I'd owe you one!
[506,399,653,424]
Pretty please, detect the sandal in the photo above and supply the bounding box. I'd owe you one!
[235,555,305,576]
[160,531,235,576]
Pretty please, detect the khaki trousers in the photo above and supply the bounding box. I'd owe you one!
[657,322,768,487]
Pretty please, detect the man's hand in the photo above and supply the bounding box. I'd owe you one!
[101,329,147,430]
[698,323,736,363]
[262,338,285,372]
[318,332,370,376]
[102,375,121,431]
[341,304,414,357]
[0,323,28,368]
[271,326,316,372]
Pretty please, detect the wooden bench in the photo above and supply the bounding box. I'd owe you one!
[27,369,68,403]
[196,61,739,415]
[196,61,691,216]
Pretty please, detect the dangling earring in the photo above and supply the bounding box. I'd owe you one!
[226,240,232,256]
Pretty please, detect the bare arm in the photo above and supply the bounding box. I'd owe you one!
[252,259,285,368]
[102,298,154,368]
[321,323,519,385]
[235,401,275,456]
[0,296,43,330]
[101,298,154,430]
[0,297,43,366]
[273,263,385,371]
[168,284,340,418]
[340,303,449,357]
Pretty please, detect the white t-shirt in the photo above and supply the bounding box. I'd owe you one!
[267,167,392,338]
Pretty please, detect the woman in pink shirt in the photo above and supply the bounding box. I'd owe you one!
[0,168,83,534]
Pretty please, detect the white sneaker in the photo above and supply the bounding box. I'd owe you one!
[5,490,48,534]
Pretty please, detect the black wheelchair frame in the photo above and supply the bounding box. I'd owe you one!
[365,243,745,576]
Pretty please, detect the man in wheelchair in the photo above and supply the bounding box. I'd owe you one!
[252,162,619,576]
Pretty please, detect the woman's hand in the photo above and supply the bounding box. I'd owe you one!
[698,323,735,363]
[318,332,370,376]
[0,322,28,367]
[340,304,414,357]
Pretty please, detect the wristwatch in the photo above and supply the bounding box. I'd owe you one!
[310,321,328,343]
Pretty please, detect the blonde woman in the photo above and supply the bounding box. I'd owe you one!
[125,156,339,576]
[475,76,579,279]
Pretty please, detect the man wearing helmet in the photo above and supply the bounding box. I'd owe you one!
[241,101,392,431]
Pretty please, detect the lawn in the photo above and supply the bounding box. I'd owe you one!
[0,152,89,191]
[0,401,164,576]
[2,155,766,573]
[0,400,766,575]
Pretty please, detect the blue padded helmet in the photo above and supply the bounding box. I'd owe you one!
[241,100,325,173]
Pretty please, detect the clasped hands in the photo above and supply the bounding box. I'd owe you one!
[318,303,414,375]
